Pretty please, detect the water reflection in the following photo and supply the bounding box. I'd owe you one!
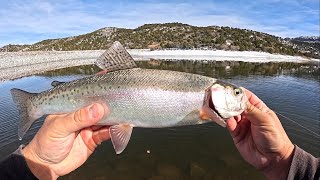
[137,60,319,78]
[41,60,320,80]
[0,60,319,180]
[41,65,101,76]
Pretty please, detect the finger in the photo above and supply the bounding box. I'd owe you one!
[92,127,110,145]
[227,118,243,143]
[226,118,250,144]
[234,115,241,122]
[244,102,271,126]
[226,118,238,132]
[242,88,268,109]
[80,127,110,152]
[232,119,250,144]
[91,125,110,131]
[57,103,106,135]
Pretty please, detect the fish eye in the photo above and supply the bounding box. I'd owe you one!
[234,88,241,96]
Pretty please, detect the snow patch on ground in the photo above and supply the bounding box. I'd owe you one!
[128,49,318,63]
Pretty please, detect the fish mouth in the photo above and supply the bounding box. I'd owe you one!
[201,87,227,127]
[206,88,223,119]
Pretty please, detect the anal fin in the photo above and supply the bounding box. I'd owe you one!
[109,124,133,154]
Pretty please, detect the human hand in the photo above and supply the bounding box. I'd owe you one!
[22,103,110,179]
[226,88,294,180]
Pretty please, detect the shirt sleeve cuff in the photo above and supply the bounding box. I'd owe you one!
[287,145,320,180]
[0,145,37,180]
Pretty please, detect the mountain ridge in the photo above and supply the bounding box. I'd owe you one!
[1,23,319,59]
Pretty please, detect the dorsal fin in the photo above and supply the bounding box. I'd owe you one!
[95,41,137,72]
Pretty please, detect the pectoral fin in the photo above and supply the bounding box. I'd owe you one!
[176,110,204,126]
[109,124,133,154]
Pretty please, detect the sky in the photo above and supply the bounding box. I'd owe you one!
[0,0,319,47]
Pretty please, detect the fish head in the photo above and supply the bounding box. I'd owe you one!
[210,82,247,119]
[201,81,247,127]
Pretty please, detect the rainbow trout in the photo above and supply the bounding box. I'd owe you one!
[11,41,247,154]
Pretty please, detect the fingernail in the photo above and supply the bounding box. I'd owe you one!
[89,104,99,119]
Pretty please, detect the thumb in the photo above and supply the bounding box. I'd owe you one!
[60,103,105,134]
[244,102,270,126]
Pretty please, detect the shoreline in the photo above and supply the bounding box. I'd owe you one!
[0,49,318,81]
[128,49,319,63]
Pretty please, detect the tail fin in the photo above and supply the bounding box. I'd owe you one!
[10,88,38,139]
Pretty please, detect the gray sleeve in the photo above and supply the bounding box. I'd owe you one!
[0,145,37,180]
[287,145,320,180]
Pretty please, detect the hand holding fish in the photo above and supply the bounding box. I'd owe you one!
[21,103,110,179]
[226,88,295,180]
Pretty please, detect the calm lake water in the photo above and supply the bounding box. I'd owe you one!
[0,60,319,180]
